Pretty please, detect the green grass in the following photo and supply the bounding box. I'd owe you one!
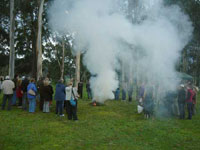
[0,92,200,150]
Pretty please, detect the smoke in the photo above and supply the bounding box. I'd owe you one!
[48,0,193,103]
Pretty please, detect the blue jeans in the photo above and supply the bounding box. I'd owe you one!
[29,98,36,112]
[187,102,193,120]
[2,94,13,110]
[12,91,17,105]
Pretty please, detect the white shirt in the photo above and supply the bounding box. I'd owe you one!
[1,80,15,94]
[65,86,78,101]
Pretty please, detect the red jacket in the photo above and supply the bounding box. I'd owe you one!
[16,86,23,98]
[186,89,195,103]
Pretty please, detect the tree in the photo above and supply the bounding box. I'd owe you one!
[9,0,15,79]
[75,52,81,87]
[36,0,45,80]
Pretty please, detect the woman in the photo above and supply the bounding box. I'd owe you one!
[65,82,79,121]
[16,79,23,108]
[41,78,53,113]
[27,78,37,113]
[54,79,65,116]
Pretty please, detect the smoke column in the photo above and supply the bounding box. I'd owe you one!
[48,0,193,104]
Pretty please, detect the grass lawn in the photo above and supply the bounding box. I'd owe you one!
[0,91,200,150]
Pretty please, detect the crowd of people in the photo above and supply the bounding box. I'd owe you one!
[137,81,198,120]
[0,75,79,121]
[0,75,199,121]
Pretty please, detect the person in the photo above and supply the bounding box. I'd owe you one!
[54,79,65,116]
[86,81,92,99]
[12,74,19,106]
[128,84,134,102]
[114,88,120,100]
[27,78,37,113]
[78,82,83,99]
[41,78,53,113]
[16,79,23,108]
[1,76,15,110]
[21,76,29,110]
[177,84,186,119]
[65,82,79,120]
[186,84,195,120]
[37,77,44,111]
[165,90,177,117]
[0,77,3,94]
[192,86,198,115]
[143,84,154,119]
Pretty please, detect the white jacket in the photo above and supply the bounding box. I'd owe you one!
[1,80,15,94]
[65,86,78,101]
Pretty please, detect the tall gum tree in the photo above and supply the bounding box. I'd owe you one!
[9,0,15,79]
[36,0,45,80]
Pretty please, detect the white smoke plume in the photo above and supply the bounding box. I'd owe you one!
[48,0,193,103]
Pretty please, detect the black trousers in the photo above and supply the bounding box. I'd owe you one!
[178,102,185,119]
[66,100,78,120]
[2,94,13,110]
[56,101,64,115]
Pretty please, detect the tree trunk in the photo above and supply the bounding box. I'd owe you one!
[60,37,65,80]
[9,0,15,79]
[75,52,81,88]
[36,0,45,80]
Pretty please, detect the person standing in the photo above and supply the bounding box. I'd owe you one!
[21,76,29,110]
[0,77,3,94]
[186,84,195,120]
[86,81,92,99]
[37,77,44,111]
[27,78,37,113]
[1,76,15,110]
[78,82,83,99]
[177,84,186,119]
[128,84,134,102]
[42,78,53,113]
[54,80,65,116]
[16,79,23,108]
[65,82,79,120]
[12,74,19,105]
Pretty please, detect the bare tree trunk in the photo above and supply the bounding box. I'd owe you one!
[60,37,65,80]
[75,52,81,88]
[36,0,45,80]
[9,0,15,79]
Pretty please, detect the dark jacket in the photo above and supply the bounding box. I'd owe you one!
[54,83,65,101]
[41,85,54,101]
[21,78,29,92]
[178,88,186,104]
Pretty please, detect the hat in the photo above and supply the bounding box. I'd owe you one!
[5,76,10,80]
[180,84,184,88]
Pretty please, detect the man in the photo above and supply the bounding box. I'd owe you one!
[78,82,83,99]
[12,74,19,105]
[177,84,186,119]
[86,81,92,99]
[186,84,195,120]
[37,77,44,111]
[21,76,29,110]
[1,76,15,110]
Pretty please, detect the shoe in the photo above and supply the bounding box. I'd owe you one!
[60,114,65,117]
